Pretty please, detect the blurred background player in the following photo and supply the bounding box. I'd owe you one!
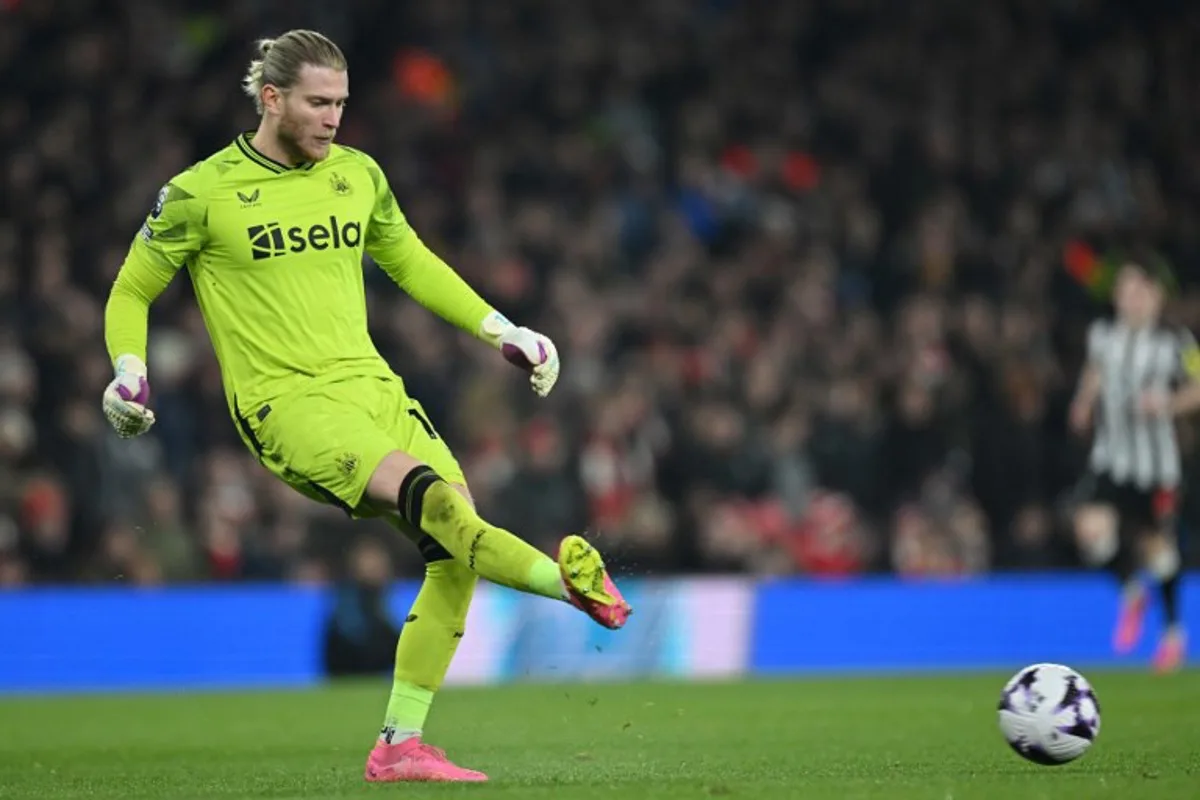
[1069,257,1200,672]
[100,29,631,783]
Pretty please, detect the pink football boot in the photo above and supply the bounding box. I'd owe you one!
[364,737,487,783]
[1113,586,1147,654]
[1153,627,1186,674]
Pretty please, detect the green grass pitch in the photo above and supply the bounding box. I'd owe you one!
[0,672,1197,799]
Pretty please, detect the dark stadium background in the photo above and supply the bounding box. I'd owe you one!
[4,0,1200,591]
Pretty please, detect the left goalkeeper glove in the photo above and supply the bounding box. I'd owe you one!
[102,354,156,438]
[480,311,561,398]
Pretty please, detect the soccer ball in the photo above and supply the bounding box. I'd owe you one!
[997,663,1101,765]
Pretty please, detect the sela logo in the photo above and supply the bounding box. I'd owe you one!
[246,215,362,260]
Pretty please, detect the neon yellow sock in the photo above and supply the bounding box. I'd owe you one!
[527,558,566,600]
[415,479,566,601]
[380,681,432,743]
[381,560,476,743]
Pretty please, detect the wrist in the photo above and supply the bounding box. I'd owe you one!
[478,310,516,348]
[114,354,148,378]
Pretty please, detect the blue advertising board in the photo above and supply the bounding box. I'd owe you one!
[0,574,1193,694]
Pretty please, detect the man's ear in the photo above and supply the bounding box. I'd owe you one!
[260,84,284,115]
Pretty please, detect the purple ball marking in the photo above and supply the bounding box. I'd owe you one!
[501,342,544,372]
[116,376,150,405]
[1007,738,1065,766]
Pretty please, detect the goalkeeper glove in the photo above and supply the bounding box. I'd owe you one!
[480,311,561,398]
[102,354,156,438]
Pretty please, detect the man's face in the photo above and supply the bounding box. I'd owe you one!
[1115,265,1163,325]
[274,64,348,162]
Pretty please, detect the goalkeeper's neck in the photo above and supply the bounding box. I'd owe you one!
[249,120,309,168]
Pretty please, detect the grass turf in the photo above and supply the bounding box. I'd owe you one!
[0,672,1197,799]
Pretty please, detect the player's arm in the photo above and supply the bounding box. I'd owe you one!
[364,202,493,338]
[362,155,560,396]
[102,175,208,436]
[1167,330,1200,416]
[1069,323,1105,433]
[1136,329,1200,418]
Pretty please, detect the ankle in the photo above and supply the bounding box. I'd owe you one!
[378,727,421,746]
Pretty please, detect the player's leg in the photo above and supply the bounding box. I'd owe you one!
[1074,479,1147,653]
[366,481,486,783]
[379,482,476,746]
[369,392,630,627]
[1073,502,1124,576]
[1141,489,1186,672]
[241,385,489,782]
[364,391,628,783]
[1143,531,1186,672]
[1075,501,1145,649]
[365,447,630,629]
[240,382,574,608]
[235,383,543,782]
[1110,521,1149,655]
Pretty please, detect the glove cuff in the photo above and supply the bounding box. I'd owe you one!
[114,353,148,378]
[478,310,516,349]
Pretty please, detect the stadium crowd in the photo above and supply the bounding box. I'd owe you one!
[4,0,1200,586]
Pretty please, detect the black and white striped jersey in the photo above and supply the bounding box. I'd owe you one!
[1086,319,1200,489]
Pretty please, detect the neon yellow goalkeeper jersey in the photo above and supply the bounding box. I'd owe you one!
[106,133,492,419]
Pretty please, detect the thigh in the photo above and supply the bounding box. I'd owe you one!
[387,389,466,487]
[249,380,397,517]
[1075,476,1118,528]
[1088,475,1122,512]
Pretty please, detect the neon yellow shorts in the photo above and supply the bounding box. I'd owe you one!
[233,375,465,518]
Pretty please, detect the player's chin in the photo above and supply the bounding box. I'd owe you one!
[308,137,334,160]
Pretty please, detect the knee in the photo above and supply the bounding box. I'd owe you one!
[1074,505,1118,566]
[421,479,462,525]
[1144,536,1181,579]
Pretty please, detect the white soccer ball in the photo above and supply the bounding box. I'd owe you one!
[997,663,1101,765]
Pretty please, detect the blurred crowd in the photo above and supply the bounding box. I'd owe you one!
[4,0,1200,587]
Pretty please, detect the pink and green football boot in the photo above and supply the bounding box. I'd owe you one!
[557,534,632,629]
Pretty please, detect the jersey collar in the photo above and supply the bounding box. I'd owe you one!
[236,132,316,174]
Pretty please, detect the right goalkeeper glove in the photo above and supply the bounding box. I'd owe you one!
[479,311,561,398]
[102,354,156,438]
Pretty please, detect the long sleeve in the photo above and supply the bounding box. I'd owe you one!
[374,227,494,337]
[359,154,494,337]
[104,256,175,364]
[104,173,209,364]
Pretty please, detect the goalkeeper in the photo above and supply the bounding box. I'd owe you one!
[102,29,631,784]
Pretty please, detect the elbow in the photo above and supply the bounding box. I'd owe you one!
[108,269,154,310]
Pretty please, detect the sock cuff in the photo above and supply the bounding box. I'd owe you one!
[381,681,436,743]
[398,465,443,529]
